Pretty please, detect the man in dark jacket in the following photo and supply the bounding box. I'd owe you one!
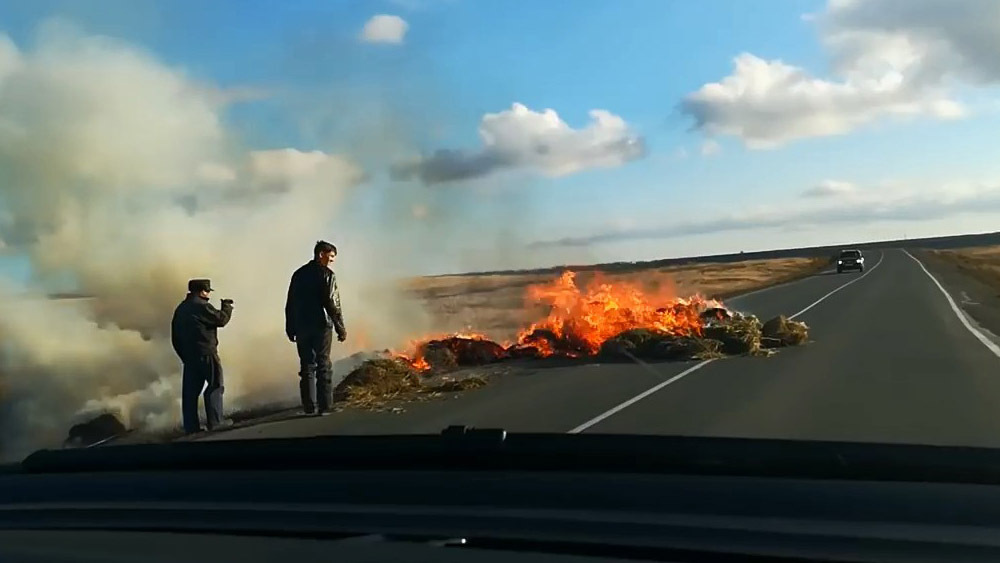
[171,279,234,433]
[285,241,347,415]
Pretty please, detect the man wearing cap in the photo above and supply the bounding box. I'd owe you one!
[171,279,234,433]
[285,240,347,415]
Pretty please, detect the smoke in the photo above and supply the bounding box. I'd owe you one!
[0,22,437,460]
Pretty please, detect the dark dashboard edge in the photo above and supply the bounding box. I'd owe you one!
[15,432,1000,486]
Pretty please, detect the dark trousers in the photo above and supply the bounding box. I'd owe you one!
[182,353,225,433]
[296,329,333,412]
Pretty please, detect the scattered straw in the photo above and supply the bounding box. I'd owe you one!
[761,315,809,347]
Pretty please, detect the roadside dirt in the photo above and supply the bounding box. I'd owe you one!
[919,247,1000,339]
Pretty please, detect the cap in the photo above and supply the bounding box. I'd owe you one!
[188,279,214,293]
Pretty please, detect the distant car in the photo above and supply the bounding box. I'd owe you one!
[836,249,865,273]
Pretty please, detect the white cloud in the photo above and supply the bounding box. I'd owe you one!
[825,0,1000,84]
[802,179,858,198]
[360,14,409,45]
[392,102,645,183]
[700,139,721,156]
[682,53,964,148]
[682,0,997,147]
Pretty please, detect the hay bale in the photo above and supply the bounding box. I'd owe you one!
[429,337,507,366]
[506,345,544,359]
[599,328,667,358]
[703,314,762,355]
[334,349,392,377]
[648,337,724,361]
[65,413,127,447]
[419,343,459,373]
[700,307,731,322]
[597,338,631,358]
[334,358,421,405]
[513,328,571,356]
[520,328,560,349]
[761,315,809,347]
[519,328,591,356]
[600,330,726,361]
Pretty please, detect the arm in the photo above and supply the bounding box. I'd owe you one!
[324,271,347,338]
[285,274,297,340]
[199,301,233,328]
[170,312,184,359]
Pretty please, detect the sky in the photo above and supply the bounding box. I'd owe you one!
[2,0,1000,279]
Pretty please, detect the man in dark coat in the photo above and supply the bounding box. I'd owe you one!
[171,279,234,433]
[285,241,347,415]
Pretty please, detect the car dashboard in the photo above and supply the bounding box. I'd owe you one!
[5,431,1000,562]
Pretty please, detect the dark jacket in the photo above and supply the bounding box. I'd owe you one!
[171,294,233,361]
[285,260,346,338]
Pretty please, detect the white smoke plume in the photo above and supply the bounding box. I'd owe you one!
[0,22,434,460]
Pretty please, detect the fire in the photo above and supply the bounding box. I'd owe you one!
[409,355,431,371]
[514,271,717,356]
[394,270,724,370]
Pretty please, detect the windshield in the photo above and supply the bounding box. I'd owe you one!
[3,0,1000,464]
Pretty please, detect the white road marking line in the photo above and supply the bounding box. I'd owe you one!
[902,249,1000,359]
[570,251,886,434]
[789,251,885,320]
[567,360,714,434]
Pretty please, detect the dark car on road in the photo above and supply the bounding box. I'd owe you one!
[837,249,865,273]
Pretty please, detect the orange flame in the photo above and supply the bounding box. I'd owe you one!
[514,271,717,356]
[410,355,431,371]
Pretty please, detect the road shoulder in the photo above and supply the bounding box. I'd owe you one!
[916,249,1000,344]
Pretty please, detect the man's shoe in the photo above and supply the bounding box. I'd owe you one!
[316,409,332,417]
[207,419,234,431]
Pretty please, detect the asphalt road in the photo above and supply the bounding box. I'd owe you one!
[206,249,1000,447]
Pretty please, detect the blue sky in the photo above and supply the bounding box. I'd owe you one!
[2,0,1000,279]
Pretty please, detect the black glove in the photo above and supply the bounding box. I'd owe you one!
[287,332,296,343]
[337,330,347,342]
[221,299,234,306]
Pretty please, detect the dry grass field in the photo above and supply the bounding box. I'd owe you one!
[929,246,1000,289]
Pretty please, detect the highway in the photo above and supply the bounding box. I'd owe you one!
[206,249,1000,447]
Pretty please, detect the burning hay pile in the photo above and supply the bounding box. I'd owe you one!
[337,271,810,408]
